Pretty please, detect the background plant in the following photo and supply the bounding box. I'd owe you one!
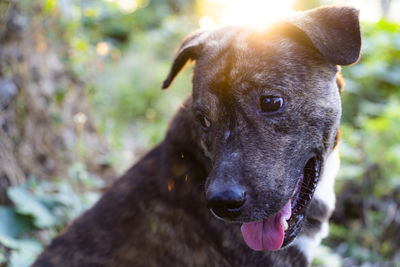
[0,0,399,266]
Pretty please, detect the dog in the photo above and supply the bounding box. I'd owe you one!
[34,6,361,267]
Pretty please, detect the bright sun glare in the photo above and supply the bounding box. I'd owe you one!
[200,0,296,28]
[199,0,400,28]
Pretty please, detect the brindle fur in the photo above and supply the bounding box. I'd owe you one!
[34,6,361,267]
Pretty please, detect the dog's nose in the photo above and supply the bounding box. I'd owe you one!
[207,188,246,219]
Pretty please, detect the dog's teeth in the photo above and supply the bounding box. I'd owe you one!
[283,220,288,231]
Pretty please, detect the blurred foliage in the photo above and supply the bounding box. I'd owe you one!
[321,20,400,266]
[43,0,198,170]
[91,20,195,170]
[0,163,104,266]
[1,0,399,266]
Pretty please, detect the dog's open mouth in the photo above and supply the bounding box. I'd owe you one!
[240,157,321,251]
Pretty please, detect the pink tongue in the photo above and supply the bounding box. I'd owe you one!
[240,200,292,251]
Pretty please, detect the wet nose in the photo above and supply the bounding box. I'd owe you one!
[207,187,246,219]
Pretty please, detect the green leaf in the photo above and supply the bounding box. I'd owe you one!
[9,239,42,267]
[0,206,33,248]
[7,186,58,228]
[0,206,32,238]
[43,0,57,13]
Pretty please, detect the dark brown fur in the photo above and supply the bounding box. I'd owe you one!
[34,6,361,267]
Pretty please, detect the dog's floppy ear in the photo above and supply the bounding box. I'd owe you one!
[162,31,205,89]
[288,6,361,65]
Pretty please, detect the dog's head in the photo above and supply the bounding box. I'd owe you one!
[163,7,361,251]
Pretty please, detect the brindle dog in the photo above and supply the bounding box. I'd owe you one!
[34,6,361,267]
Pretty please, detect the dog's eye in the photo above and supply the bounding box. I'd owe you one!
[195,114,211,129]
[260,96,283,113]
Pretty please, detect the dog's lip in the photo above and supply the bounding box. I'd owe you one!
[282,155,321,247]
